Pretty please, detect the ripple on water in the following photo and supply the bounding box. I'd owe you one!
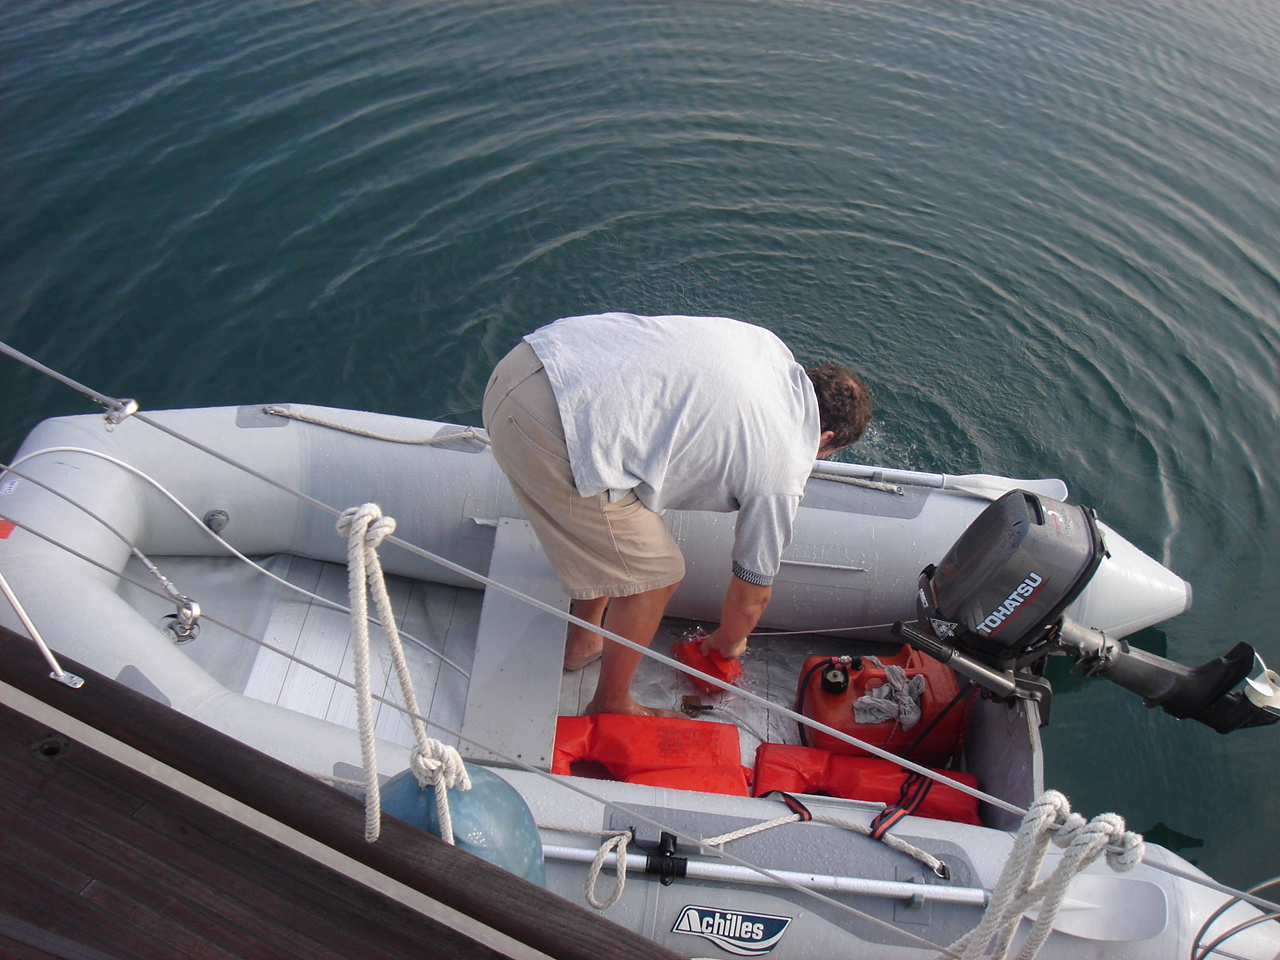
[3,0,1280,886]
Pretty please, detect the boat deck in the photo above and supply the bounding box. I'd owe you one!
[0,625,682,960]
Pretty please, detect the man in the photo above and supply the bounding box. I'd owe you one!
[482,313,871,717]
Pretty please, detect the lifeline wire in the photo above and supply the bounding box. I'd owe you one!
[0,340,136,422]
[0,509,957,957]
[0,451,471,681]
[3,339,1279,921]
[122,408,1027,817]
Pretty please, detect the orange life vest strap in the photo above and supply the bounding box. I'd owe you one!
[752,743,981,826]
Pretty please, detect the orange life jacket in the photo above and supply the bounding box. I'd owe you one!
[752,742,981,825]
[553,714,752,796]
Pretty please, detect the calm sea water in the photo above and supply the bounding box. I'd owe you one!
[3,0,1278,887]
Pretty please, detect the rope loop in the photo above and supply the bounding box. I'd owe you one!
[585,830,632,910]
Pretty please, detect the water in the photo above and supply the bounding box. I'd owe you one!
[3,0,1278,888]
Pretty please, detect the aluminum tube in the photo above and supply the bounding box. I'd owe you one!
[541,844,987,906]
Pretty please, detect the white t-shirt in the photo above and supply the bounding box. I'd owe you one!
[525,313,820,584]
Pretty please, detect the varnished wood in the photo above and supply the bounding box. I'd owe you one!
[0,625,685,960]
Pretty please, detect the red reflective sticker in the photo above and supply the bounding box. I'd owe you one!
[0,521,14,539]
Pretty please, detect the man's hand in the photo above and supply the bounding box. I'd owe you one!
[701,626,749,660]
[701,575,772,660]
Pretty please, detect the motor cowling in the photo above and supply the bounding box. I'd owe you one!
[915,489,1105,668]
[898,488,1279,734]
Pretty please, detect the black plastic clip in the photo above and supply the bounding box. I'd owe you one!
[633,830,688,886]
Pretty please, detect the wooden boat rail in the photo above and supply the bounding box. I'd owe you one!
[0,624,683,960]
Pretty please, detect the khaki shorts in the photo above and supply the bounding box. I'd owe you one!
[482,341,685,600]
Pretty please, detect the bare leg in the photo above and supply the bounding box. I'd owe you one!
[584,582,682,717]
[564,596,608,670]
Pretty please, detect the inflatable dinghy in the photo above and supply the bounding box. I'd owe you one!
[1,403,1276,960]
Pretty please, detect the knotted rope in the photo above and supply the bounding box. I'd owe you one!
[942,790,1144,960]
[585,830,633,909]
[338,504,471,844]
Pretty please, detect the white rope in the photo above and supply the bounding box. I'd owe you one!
[701,813,805,848]
[701,809,948,878]
[815,473,905,495]
[536,821,635,910]
[817,811,950,878]
[337,503,471,844]
[584,830,633,910]
[265,405,489,446]
[0,341,1268,927]
[940,790,1144,960]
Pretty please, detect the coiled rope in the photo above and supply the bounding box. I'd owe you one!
[338,503,471,843]
[941,790,1144,960]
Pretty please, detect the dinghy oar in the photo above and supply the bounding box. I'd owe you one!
[542,844,1169,940]
[811,460,1068,501]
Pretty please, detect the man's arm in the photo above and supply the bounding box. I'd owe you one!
[702,574,772,659]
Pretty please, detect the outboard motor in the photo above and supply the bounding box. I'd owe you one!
[894,490,1279,734]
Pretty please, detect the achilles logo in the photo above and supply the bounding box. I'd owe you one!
[672,905,792,955]
[978,572,1047,636]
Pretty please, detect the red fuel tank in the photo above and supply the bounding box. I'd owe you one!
[796,649,970,767]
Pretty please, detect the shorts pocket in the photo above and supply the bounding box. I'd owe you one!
[509,414,572,466]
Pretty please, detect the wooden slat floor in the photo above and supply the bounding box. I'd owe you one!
[117,554,480,752]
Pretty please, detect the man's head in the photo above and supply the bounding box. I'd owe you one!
[807,364,872,456]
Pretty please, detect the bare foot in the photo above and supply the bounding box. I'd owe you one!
[563,625,604,671]
[584,697,683,718]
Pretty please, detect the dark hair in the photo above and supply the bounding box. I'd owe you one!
[806,364,872,449]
